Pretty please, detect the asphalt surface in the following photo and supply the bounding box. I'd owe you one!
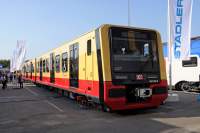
[0,82,200,133]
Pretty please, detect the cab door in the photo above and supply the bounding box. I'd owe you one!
[69,43,79,88]
[86,39,93,93]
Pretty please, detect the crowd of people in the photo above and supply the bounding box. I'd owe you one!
[0,72,23,90]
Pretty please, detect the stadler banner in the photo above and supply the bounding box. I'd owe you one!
[168,0,193,60]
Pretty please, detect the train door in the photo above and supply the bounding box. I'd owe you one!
[34,58,37,82]
[69,43,79,88]
[40,59,43,81]
[86,39,93,92]
[25,65,28,78]
[30,62,33,79]
[50,53,55,83]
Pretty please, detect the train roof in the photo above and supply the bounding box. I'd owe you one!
[28,24,160,61]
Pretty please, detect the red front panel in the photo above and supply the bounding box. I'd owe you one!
[103,80,168,110]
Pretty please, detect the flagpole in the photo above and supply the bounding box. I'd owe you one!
[167,0,172,91]
[128,0,130,26]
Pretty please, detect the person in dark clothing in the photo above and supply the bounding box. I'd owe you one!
[5,74,8,88]
[18,74,23,88]
[2,74,8,90]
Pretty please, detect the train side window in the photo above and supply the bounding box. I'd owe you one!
[62,52,68,72]
[29,65,31,73]
[43,60,46,72]
[87,39,91,56]
[23,66,26,75]
[182,57,198,67]
[27,65,29,73]
[55,55,60,72]
[37,62,39,73]
[46,58,49,72]
[31,63,34,73]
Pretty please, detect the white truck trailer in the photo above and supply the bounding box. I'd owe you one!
[163,36,200,91]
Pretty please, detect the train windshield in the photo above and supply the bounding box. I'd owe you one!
[110,27,160,73]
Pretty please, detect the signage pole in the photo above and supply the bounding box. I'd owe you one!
[128,0,130,26]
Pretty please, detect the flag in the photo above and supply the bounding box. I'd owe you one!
[16,40,26,70]
[10,40,26,72]
[168,0,193,60]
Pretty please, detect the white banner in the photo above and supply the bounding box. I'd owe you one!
[16,40,26,70]
[168,0,193,60]
[10,40,26,72]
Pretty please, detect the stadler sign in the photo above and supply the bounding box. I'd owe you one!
[174,0,184,59]
[168,0,193,59]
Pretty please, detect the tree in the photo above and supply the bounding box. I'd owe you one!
[0,60,10,68]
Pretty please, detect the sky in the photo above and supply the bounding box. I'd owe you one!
[0,0,200,59]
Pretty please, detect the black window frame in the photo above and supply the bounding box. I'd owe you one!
[87,39,92,56]
[46,58,50,72]
[62,52,68,72]
[43,60,46,72]
[182,57,198,67]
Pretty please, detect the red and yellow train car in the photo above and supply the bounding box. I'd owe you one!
[22,24,168,111]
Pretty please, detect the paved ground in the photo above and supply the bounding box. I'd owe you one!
[0,82,200,133]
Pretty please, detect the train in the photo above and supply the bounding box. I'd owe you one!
[22,24,168,111]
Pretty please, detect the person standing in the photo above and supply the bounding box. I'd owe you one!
[2,74,7,90]
[18,73,23,88]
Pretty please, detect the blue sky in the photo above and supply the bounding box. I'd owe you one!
[0,0,200,59]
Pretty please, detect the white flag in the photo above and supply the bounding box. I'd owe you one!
[10,40,26,72]
[16,40,26,70]
[168,0,193,60]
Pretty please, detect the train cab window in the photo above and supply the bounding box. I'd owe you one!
[182,57,198,67]
[87,39,92,56]
[55,55,60,72]
[42,60,45,72]
[46,58,49,72]
[62,52,68,72]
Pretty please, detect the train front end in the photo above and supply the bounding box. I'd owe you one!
[99,25,168,111]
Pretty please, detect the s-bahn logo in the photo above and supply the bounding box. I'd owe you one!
[136,74,144,80]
